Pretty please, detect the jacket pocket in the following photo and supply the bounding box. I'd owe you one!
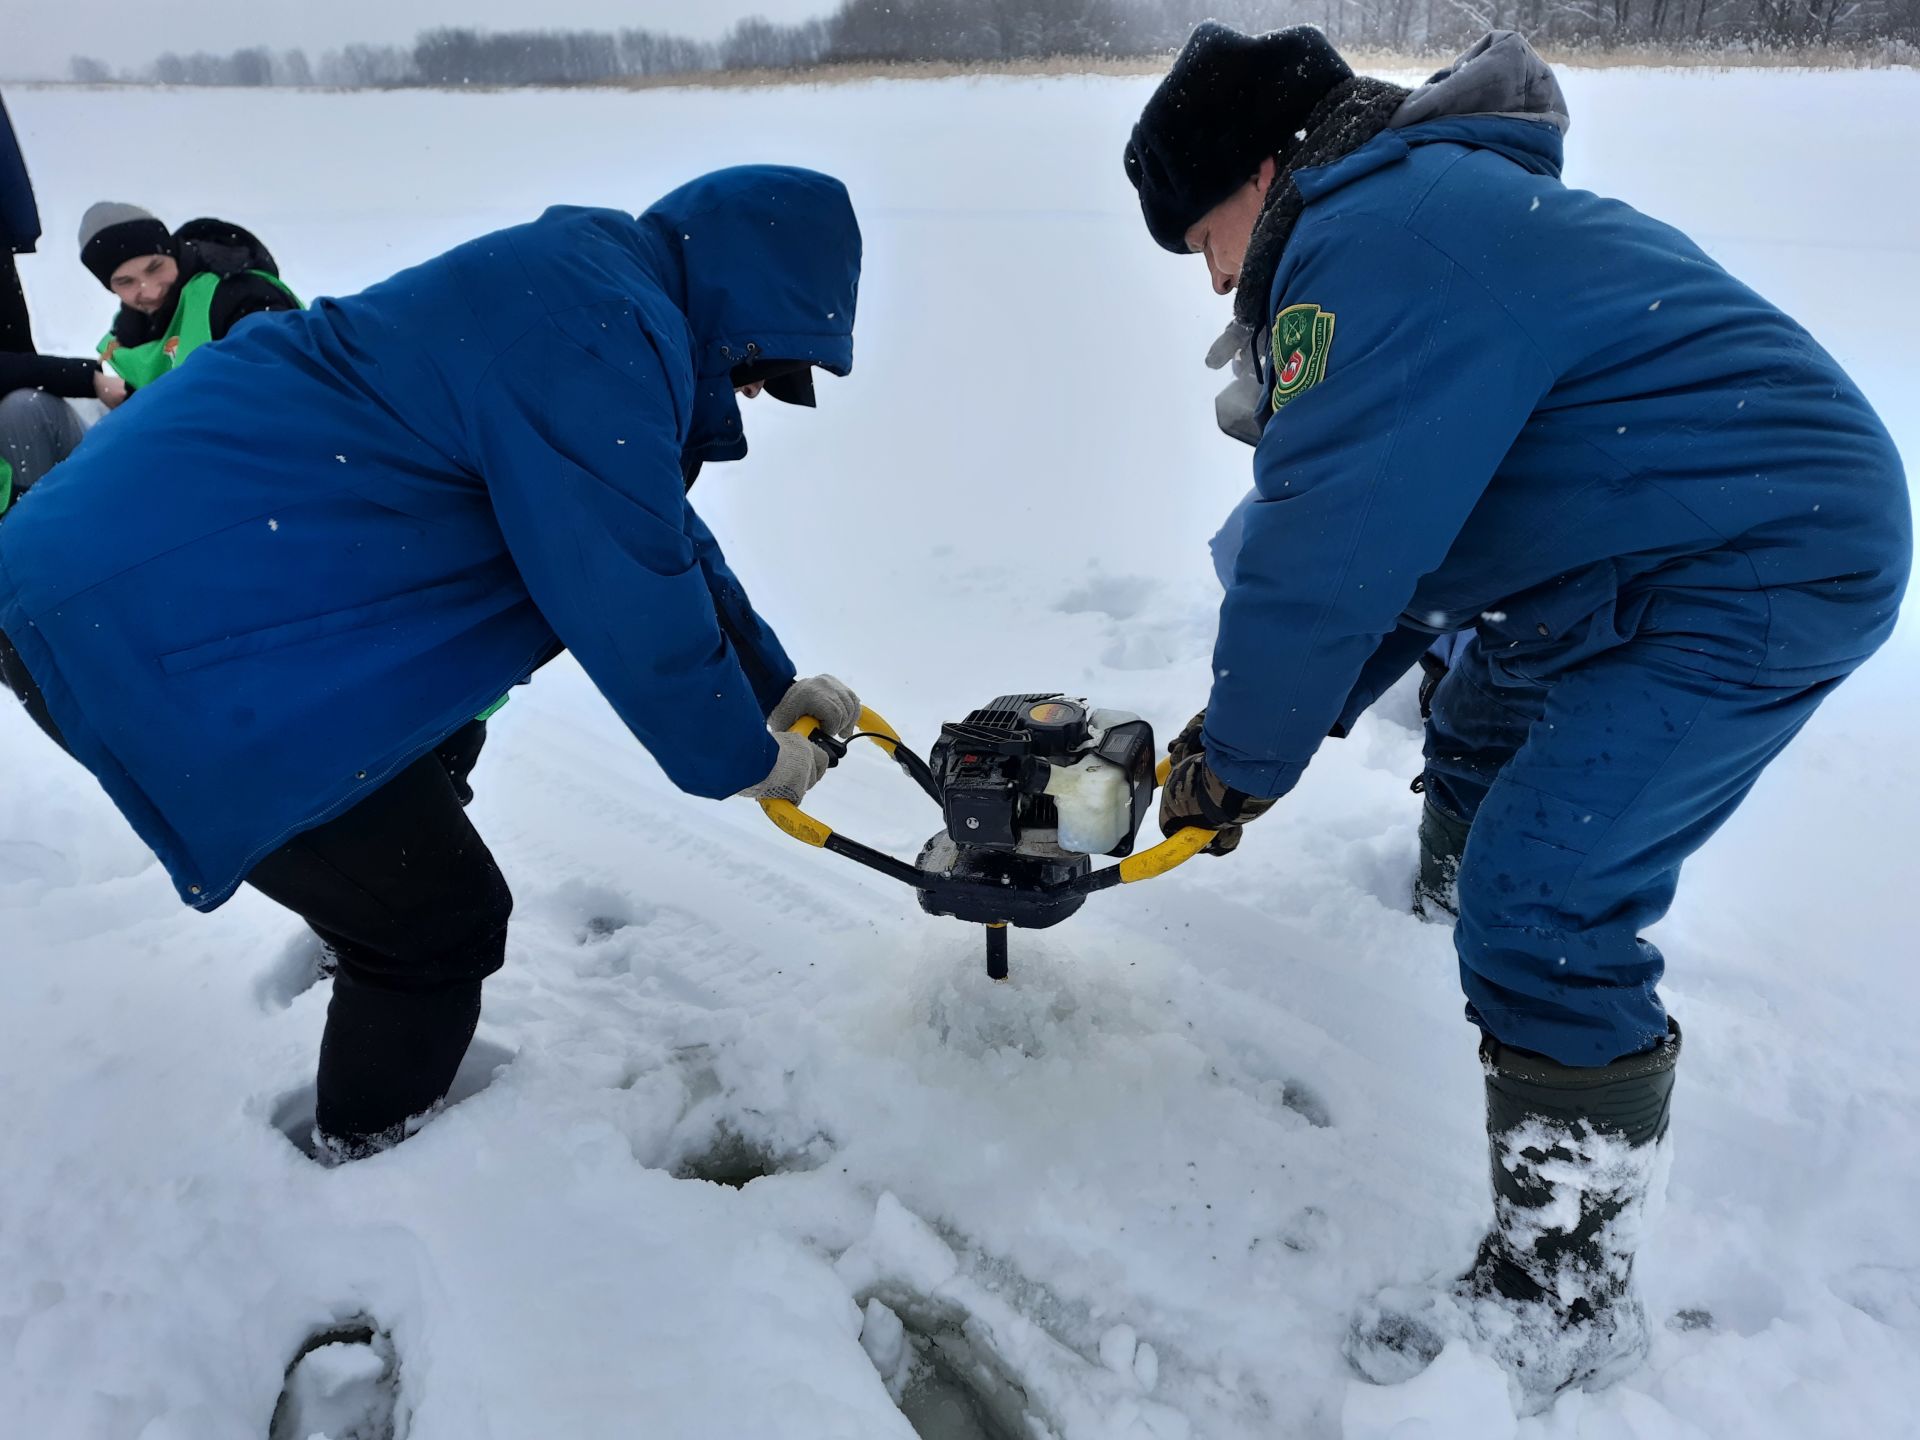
[159,575,521,676]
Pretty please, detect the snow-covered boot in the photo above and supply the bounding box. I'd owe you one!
[1410,790,1469,922]
[1347,1022,1681,1410]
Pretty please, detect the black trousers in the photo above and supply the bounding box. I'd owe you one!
[1,628,509,1142]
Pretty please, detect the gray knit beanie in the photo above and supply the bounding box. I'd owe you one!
[78,201,173,289]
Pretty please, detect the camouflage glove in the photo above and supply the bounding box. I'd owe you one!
[1158,721,1277,857]
[1167,709,1207,767]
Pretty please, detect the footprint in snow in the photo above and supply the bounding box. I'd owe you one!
[268,1315,403,1440]
[1055,573,1215,673]
[1831,1263,1920,1330]
[1055,574,1159,624]
[1275,1205,1332,1255]
[841,1194,1189,1440]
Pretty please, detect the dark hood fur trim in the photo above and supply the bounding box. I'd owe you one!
[1232,75,1412,332]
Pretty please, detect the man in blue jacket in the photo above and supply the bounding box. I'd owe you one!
[0,166,867,1163]
[1126,26,1909,1404]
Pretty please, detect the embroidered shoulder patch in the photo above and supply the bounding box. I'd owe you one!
[1270,303,1336,412]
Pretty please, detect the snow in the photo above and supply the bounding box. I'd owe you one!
[3,67,1918,1438]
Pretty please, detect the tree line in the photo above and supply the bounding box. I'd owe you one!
[68,0,1919,86]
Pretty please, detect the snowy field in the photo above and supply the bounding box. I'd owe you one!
[3,68,1918,1439]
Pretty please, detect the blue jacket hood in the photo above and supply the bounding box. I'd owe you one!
[1294,114,1564,210]
[1299,30,1569,204]
[1389,30,1567,176]
[1393,29,1568,134]
[636,165,861,464]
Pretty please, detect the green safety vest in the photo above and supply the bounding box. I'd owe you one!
[98,268,301,388]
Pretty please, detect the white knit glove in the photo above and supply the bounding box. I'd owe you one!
[737,730,831,803]
[768,674,862,738]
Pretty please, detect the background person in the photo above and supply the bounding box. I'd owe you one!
[79,202,299,399]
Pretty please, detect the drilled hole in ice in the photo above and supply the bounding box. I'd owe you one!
[670,1122,829,1189]
[860,1297,1036,1440]
[897,1340,1024,1440]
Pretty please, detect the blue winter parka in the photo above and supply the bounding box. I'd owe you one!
[1202,44,1910,799]
[0,166,860,908]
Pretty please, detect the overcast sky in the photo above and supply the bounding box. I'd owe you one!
[0,0,838,80]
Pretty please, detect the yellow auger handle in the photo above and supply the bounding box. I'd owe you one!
[763,726,1220,886]
[757,706,905,848]
[1115,753,1218,883]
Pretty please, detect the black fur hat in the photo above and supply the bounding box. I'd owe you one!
[1124,23,1352,254]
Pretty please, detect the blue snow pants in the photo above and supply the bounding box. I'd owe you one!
[1421,638,1841,1067]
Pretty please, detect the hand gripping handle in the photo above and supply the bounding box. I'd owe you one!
[1111,755,1215,883]
[757,706,907,847]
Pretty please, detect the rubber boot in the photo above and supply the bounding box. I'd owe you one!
[1347,1022,1681,1411]
[1410,789,1470,922]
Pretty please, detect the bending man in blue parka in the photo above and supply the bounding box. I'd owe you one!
[0,166,867,1162]
[1126,27,1909,1405]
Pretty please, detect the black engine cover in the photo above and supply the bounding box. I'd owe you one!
[912,832,1090,929]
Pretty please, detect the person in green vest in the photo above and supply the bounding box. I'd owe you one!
[79,203,300,398]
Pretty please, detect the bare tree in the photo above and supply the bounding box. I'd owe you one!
[722,16,789,68]
[332,44,416,86]
[69,56,113,83]
[109,0,1920,95]
[228,47,273,85]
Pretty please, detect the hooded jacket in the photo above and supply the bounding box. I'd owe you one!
[1202,34,1909,798]
[0,166,860,907]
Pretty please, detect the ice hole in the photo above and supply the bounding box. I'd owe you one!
[897,1339,1025,1440]
[670,1122,828,1189]
[671,1124,777,1187]
[861,1300,1035,1440]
